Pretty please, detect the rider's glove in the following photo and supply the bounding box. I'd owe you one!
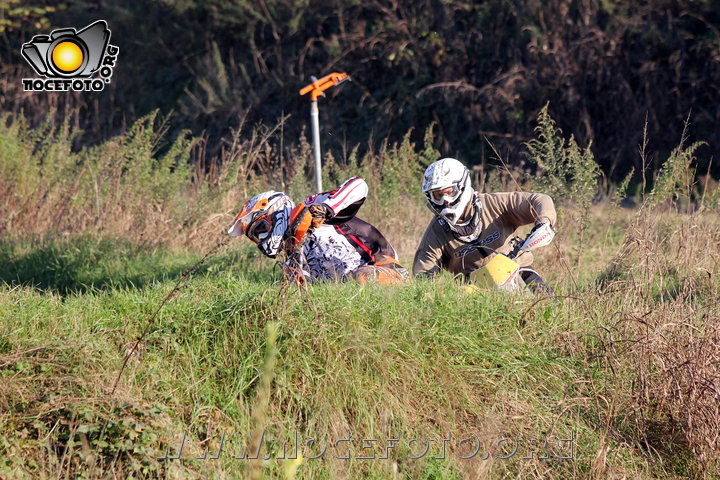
[521,220,556,251]
[284,203,335,256]
[532,218,552,233]
[308,203,333,230]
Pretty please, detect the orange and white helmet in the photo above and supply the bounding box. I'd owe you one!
[228,191,294,258]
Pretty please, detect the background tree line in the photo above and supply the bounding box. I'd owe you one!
[1,0,718,184]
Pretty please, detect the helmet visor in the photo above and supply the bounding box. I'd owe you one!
[427,185,461,205]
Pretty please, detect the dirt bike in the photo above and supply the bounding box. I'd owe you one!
[457,222,555,293]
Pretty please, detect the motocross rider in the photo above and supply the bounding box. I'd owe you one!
[229,177,409,284]
[413,158,557,293]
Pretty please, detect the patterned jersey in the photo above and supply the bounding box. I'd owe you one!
[294,177,400,281]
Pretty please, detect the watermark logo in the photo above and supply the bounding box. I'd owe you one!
[21,20,119,92]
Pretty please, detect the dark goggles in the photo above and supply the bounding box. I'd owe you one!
[246,217,271,243]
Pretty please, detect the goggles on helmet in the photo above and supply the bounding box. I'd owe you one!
[427,184,462,206]
[245,216,272,243]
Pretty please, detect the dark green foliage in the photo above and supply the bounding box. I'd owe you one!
[1,0,718,180]
[526,104,600,211]
[0,0,63,33]
[525,105,601,264]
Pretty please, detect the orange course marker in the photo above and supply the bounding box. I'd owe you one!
[299,72,349,101]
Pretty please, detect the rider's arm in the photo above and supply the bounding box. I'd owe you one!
[305,176,368,224]
[287,177,370,254]
[495,191,557,227]
[412,220,446,278]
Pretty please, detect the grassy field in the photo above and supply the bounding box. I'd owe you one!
[1,111,719,478]
[1,205,719,479]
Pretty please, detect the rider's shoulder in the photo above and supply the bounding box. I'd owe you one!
[478,190,516,198]
[477,190,529,205]
[425,216,455,240]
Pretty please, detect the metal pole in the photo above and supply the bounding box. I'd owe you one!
[300,73,348,193]
[310,100,322,192]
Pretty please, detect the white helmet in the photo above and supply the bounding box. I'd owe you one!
[422,158,474,222]
[228,191,295,258]
[422,158,483,242]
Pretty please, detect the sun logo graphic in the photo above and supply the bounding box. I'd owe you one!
[21,20,119,92]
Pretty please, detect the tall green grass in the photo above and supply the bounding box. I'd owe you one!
[2,207,718,478]
[0,237,610,479]
[1,107,719,478]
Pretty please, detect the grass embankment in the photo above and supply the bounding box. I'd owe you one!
[1,206,719,479]
[0,237,582,479]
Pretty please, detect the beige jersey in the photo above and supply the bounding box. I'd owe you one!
[412,191,557,277]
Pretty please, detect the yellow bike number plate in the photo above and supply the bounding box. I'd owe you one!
[469,254,520,288]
